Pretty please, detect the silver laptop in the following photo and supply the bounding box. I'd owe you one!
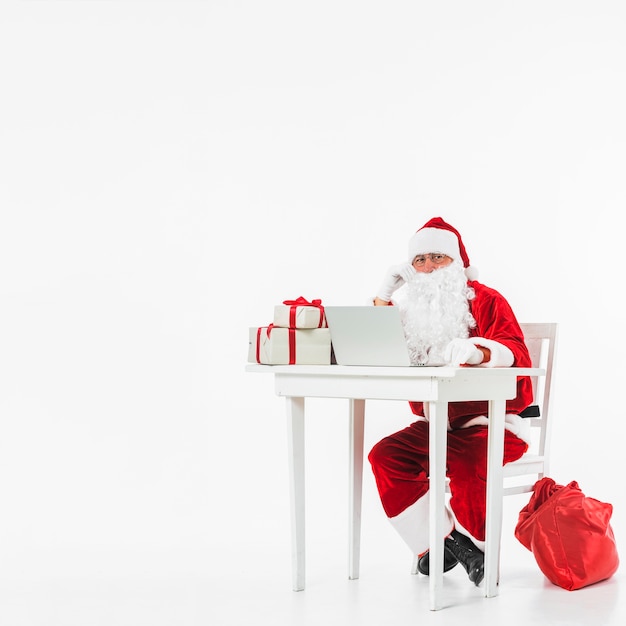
[324,305,420,367]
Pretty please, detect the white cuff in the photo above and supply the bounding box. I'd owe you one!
[468,337,514,367]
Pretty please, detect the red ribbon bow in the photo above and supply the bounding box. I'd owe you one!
[282,296,325,328]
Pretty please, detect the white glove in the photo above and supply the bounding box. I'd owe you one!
[376,263,416,302]
[445,338,484,366]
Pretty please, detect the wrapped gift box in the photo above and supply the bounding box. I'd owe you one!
[273,297,327,329]
[248,326,331,365]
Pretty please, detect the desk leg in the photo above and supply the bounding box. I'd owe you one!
[286,396,305,591]
[348,399,365,580]
[428,400,447,611]
[485,398,505,598]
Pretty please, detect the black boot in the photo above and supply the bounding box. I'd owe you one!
[417,548,459,575]
[444,529,484,586]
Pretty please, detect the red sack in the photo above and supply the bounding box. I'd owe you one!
[515,477,619,590]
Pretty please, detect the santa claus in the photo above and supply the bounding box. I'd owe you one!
[369,217,533,585]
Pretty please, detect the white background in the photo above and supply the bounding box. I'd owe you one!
[0,1,624,624]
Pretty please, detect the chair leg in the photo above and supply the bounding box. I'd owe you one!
[411,554,420,575]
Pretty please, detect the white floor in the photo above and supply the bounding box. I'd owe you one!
[0,484,622,626]
[4,542,620,626]
[207,525,623,626]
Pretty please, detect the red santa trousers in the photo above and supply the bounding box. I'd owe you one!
[368,420,528,553]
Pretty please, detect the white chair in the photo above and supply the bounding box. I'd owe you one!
[410,322,559,585]
[500,323,558,494]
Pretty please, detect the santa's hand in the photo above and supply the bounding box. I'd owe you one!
[445,338,484,366]
[376,263,416,302]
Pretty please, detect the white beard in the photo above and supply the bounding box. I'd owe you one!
[395,262,477,365]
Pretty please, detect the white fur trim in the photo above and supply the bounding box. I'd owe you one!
[467,337,514,367]
[460,414,532,445]
[389,493,455,555]
[408,228,460,263]
[449,518,485,552]
[464,265,479,281]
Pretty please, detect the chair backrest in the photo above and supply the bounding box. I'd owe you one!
[517,322,558,474]
[500,323,558,496]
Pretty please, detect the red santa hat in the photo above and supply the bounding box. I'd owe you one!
[408,217,478,281]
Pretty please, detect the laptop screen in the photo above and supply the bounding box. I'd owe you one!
[324,306,414,366]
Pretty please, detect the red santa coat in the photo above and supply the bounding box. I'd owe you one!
[408,280,533,430]
[368,281,535,548]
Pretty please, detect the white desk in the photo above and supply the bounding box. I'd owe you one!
[246,363,542,610]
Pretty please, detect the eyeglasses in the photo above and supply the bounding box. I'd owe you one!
[412,253,450,267]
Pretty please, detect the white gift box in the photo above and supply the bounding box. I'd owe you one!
[248,326,331,365]
[273,300,327,329]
